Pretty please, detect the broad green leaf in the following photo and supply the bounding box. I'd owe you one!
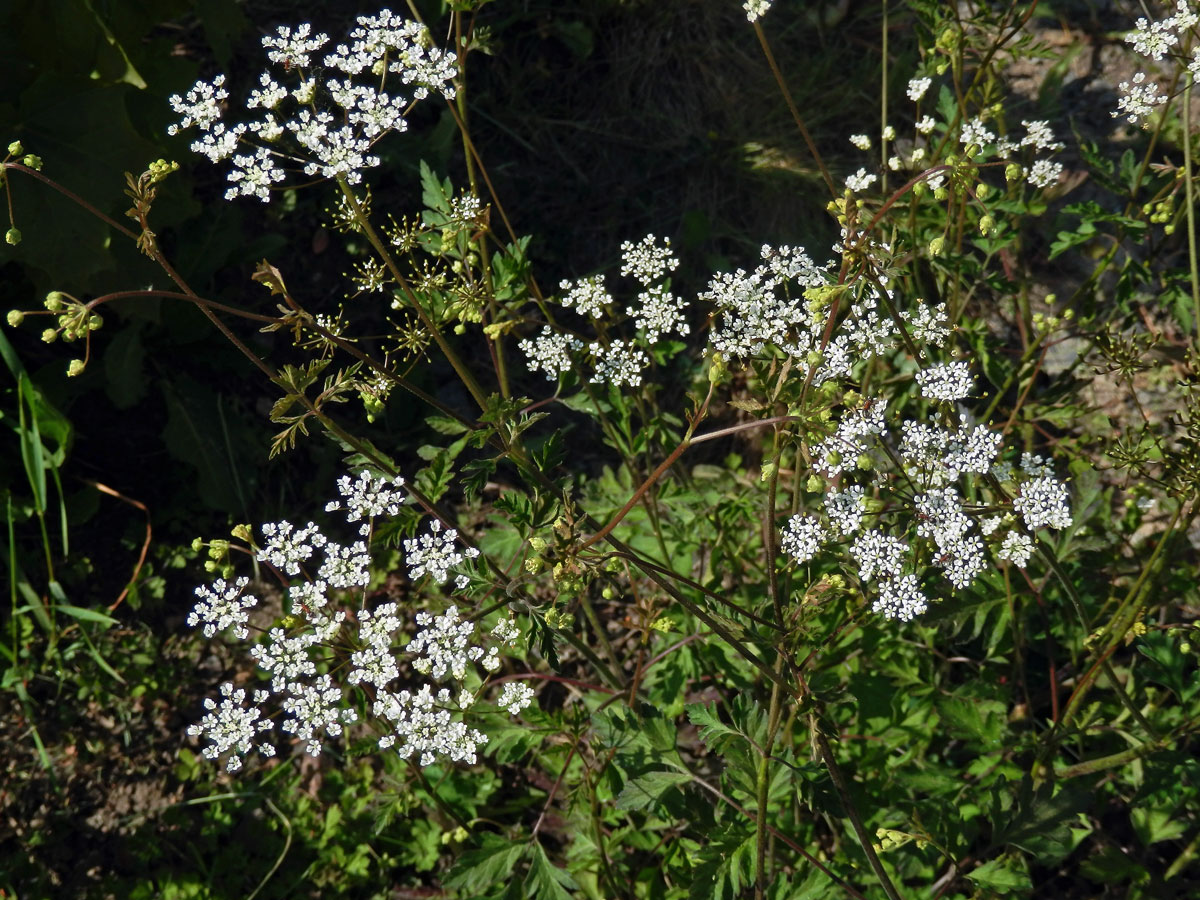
[966,857,1031,893]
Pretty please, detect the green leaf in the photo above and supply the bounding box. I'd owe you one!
[1131,805,1188,846]
[966,857,1031,894]
[56,603,118,626]
[524,842,577,900]
[420,159,453,214]
[102,325,148,409]
[614,770,691,812]
[445,834,528,893]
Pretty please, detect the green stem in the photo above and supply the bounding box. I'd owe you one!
[337,181,490,411]
[1184,76,1200,339]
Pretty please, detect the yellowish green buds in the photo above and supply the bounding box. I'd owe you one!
[5,227,21,245]
[6,309,23,327]
[67,359,85,377]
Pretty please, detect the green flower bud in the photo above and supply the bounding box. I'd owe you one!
[203,559,218,573]
[524,556,543,575]
[601,586,615,600]
[6,309,23,327]
[529,536,547,553]
[965,143,980,158]
[1165,224,1176,235]
[208,539,229,557]
[22,155,42,171]
[1004,163,1022,182]
[805,474,824,492]
[975,183,991,201]
[760,461,777,482]
[979,214,995,236]
[934,187,949,201]
[41,328,58,343]
[708,352,727,384]
[856,453,873,471]
[66,359,85,377]
[7,140,22,156]
[5,227,21,245]
[44,292,65,311]
[88,314,102,330]
[928,235,946,256]
[231,524,253,542]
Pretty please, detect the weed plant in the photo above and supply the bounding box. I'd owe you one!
[3,1,1200,898]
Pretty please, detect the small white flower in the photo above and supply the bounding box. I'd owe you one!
[873,574,928,621]
[743,0,773,22]
[619,235,679,286]
[916,115,937,134]
[497,682,536,715]
[188,577,258,639]
[849,133,872,150]
[825,485,867,535]
[781,514,826,564]
[916,361,973,402]
[845,168,877,192]
[519,327,583,381]
[907,77,932,102]
[558,275,612,317]
[590,339,648,388]
[997,531,1034,567]
[1013,476,1072,531]
[1026,159,1063,189]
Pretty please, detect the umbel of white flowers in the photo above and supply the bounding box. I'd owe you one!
[186,471,530,773]
[167,10,459,200]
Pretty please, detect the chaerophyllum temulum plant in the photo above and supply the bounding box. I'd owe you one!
[5,2,1200,898]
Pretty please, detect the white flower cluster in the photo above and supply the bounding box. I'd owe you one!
[186,472,528,774]
[166,10,457,200]
[779,367,1073,621]
[520,234,679,386]
[403,520,481,587]
[1114,2,1198,126]
[519,327,583,381]
[558,276,612,317]
[743,0,773,24]
[916,361,973,403]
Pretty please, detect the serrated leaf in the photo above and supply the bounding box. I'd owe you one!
[445,834,527,893]
[524,842,577,900]
[614,770,691,812]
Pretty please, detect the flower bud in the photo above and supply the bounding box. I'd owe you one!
[88,314,102,330]
[5,227,21,245]
[6,309,23,327]
[601,586,615,600]
[66,359,85,377]
[7,141,22,156]
[928,235,946,256]
[805,475,824,492]
[1004,163,1022,182]
[41,328,58,343]
[975,183,991,201]
[934,187,949,201]
[979,214,995,236]
[191,537,205,552]
[45,292,65,311]
[22,155,43,170]
[231,524,253,542]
